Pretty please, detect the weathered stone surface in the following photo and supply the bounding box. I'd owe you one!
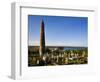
[40,20,45,56]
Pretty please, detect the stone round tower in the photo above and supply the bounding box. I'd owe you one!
[40,19,45,57]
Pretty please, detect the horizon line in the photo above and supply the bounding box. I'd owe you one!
[28,45,88,48]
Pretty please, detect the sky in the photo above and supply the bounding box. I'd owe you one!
[28,15,88,47]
